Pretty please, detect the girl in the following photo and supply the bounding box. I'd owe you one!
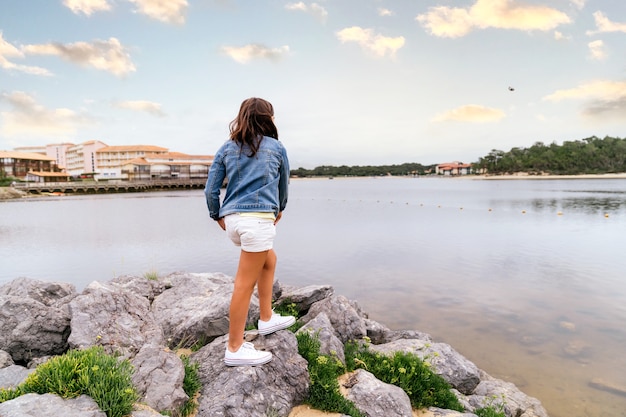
[205,97,295,366]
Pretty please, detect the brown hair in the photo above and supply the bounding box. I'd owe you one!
[229,97,278,157]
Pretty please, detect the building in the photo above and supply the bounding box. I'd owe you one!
[25,171,72,183]
[436,162,473,176]
[66,140,108,177]
[46,143,75,170]
[96,145,169,179]
[0,151,58,179]
[121,152,213,181]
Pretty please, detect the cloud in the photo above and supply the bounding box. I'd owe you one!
[570,0,586,10]
[543,80,626,119]
[128,0,188,24]
[553,31,570,41]
[63,0,112,16]
[588,40,607,60]
[285,2,328,22]
[114,100,166,117]
[416,0,571,38]
[0,91,92,137]
[586,11,626,35]
[378,8,394,17]
[433,104,506,123]
[22,37,136,77]
[336,27,405,58]
[0,32,52,76]
[220,44,290,64]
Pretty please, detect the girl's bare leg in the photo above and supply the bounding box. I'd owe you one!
[227,250,268,352]
[257,249,277,322]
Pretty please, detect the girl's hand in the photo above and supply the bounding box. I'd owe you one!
[217,218,226,231]
[274,212,283,225]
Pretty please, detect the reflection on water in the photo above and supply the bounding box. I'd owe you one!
[1,177,626,417]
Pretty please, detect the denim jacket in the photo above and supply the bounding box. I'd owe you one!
[205,136,289,220]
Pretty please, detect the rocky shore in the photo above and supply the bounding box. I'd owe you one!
[0,273,549,417]
[0,187,27,200]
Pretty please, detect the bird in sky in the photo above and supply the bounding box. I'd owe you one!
[508,86,515,91]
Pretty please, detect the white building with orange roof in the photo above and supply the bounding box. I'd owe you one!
[95,145,169,179]
[66,140,108,177]
[120,152,213,181]
[436,161,473,176]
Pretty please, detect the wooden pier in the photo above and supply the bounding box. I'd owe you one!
[13,179,207,195]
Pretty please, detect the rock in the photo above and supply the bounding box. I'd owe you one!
[417,407,477,416]
[191,331,309,417]
[151,272,259,348]
[0,393,106,417]
[131,345,188,414]
[467,371,548,417]
[0,365,35,389]
[589,377,626,397]
[0,278,73,362]
[368,339,480,395]
[68,281,164,359]
[277,285,334,313]
[364,318,432,345]
[341,369,413,417]
[301,295,367,343]
[110,274,171,302]
[0,349,13,368]
[297,312,345,364]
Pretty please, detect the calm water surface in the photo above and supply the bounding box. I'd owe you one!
[1,177,626,417]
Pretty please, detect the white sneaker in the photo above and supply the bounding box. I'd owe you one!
[224,342,272,366]
[258,312,296,335]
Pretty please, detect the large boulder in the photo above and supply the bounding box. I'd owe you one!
[342,369,414,417]
[0,365,35,389]
[151,272,260,348]
[296,312,345,364]
[131,345,188,414]
[68,281,164,359]
[276,284,334,313]
[191,331,309,417]
[301,295,367,343]
[0,393,106,417]
[0,278,75,362]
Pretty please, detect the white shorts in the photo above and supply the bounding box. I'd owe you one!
[224,214,276,252]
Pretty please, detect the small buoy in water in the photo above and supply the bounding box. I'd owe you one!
[460,207,463,210]
[605,213,609,218]
[557,211,563,216]
[522,210,526,214]
[488,208,492,211]
[438,205,441,208]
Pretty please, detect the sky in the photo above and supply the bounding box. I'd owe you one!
[1,0,625,168]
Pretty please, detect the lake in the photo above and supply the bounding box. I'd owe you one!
[1,177,625,417]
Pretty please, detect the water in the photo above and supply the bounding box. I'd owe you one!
[1,177,626,417]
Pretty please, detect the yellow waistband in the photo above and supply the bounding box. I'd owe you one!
[239,212,276,220]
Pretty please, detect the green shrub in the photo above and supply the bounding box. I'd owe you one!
[179,355,201,417]
[0,346,138,417]
[296,331,364,417]
[345,341,464,411]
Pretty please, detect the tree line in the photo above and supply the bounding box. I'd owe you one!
[291,135,626,177]
[474,135,626,175]
[290,163,436,178]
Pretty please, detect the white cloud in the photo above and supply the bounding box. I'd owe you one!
[586,11,626,35]
[543,80,626,119]
[554,31,570,40]
[114,100,166,117]
[378,8,394,17]
[128,0,188,24]
[570,0,586,10]
[0,91,92,137]
[63,0,112,16]
[22,37,136,77]
[0,32,52,76]
[433,104,506,123]
[588,40,607,61]
[285,2,328,22]
[221,44,290,64]
[336,27,405,58]
[416,0,571,38]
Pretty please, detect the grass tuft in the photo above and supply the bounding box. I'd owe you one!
[0,346,138,417]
